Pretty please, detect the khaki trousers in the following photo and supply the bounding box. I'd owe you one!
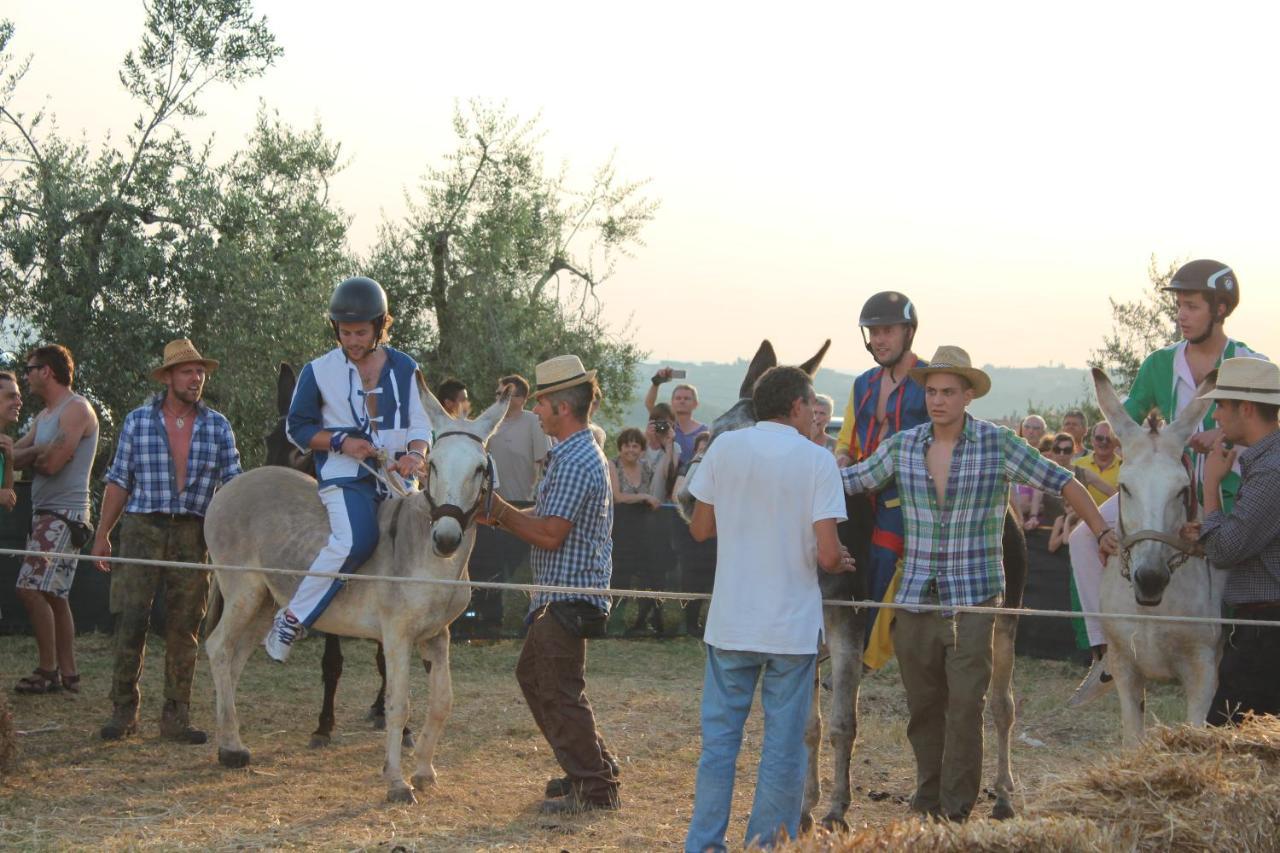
[892,597,997,820]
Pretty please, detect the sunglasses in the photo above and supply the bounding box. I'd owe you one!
[1052,445,1075,454]
[1092,435,1112,445]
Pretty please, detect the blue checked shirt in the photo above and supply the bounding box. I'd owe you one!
[529,427,613,615]
[105,395,243,517]
[841,414,1071,612]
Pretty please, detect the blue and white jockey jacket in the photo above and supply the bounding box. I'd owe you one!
[286,346,433,489]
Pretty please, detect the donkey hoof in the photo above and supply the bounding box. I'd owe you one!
[992,801,1016,821]
[401,730,415,750]
[369,713,387,732]
[799,814,814,834]
[218,747,251,768]
[411,772,436,792]
[309,733,332,749]
[821,815,850,833]
[386,786,417,805]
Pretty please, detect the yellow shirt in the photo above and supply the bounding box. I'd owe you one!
[1075,452,1121,505]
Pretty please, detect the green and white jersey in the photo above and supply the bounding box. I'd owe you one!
[1123,338,1266,511]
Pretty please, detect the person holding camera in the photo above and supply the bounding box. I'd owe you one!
[629,404,680,635]
[477,355,621,815]
[645,367,707,469]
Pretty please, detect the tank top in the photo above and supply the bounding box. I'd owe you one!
[612,457,653,495]
[30,393,98,517]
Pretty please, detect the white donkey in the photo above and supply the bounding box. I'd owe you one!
[204,375,508,803]
[1093,367,1226,744]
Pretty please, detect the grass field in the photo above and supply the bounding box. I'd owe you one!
[0,631,1189,851]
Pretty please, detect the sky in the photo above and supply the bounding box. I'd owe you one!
[6,1,1279,374]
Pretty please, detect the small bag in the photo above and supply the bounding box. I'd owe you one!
[548,600,609,639]
[35,510,96,550]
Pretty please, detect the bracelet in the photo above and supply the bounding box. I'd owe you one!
[1095,526,1113,542]
[406,449,426,461]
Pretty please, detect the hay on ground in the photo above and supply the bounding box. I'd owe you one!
[776,816,1113,852]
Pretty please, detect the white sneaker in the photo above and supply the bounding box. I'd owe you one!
[265,609,305,663]
[1067,657,1114,707]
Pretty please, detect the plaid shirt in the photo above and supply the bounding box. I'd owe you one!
[529,427,613,614]
[105,395,243,517]
[1200,429,1280,606]
[841,414,1072,612]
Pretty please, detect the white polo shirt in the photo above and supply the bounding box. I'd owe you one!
[688,420,847,655]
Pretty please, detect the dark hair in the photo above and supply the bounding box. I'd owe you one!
[1062,409,1088,427]
[436,378,467,405]
[0,370,16,387]
[693,431,712,452]
[1050,432,1075,452]
[650,402,675,423]
[28,344,74,387]
[499,374,530,398]
[1038,435,1055,453]
[1255,402,1280,423]
[616,427,645,450]
[544,378,596,421]
[753,366,813,422]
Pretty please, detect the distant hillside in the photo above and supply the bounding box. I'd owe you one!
[614,360,1092,430]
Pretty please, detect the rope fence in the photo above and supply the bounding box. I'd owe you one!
[3,545,1278,631]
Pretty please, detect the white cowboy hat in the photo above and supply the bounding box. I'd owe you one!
[1197,357,1280,407]
[907,345,992,399]
[531,354,597,398]
[150,339,219,382]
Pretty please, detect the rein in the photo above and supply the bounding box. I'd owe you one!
[423,431,495,530]
[1117,456,1205,580]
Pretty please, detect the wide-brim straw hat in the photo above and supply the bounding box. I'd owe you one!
[907,345,992,399]
[151,339,219,382]
[1198,357,1280,406]
[531,354,596,398]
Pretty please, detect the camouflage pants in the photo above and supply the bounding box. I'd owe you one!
[109,514,210,708]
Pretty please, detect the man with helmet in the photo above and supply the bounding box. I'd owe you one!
[272,276,432,662]
[835,291,927,647]
[1068,259,1267,704]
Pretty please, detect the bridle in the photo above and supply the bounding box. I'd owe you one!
[1117,455,1205,581]
[422,431,495,530]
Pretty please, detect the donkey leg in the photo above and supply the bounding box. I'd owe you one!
[207,584,271,769]
[800,655,823,834]
[1110,653,1147,746]
[381,638,415,803]
[311,634,345,748]
[822,606,863,831]
[368,642,388,728]
[989,614,1018,820]
[1180,645,1220,727]
[412,628,453,792]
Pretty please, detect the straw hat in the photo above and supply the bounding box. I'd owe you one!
[150,339,219,382]
[1197,357,1280,407]
[531,355,596,398]
[907,345,992,399]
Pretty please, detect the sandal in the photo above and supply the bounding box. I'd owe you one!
[60,672,81,694]
[15,667,61,694]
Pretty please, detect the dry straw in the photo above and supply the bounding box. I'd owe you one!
[775,715,1280,852]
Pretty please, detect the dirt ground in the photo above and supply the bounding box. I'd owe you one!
[0,631,1187,851]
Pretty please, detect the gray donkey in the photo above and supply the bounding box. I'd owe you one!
[204,375,508,803]
[676,340,1027,828]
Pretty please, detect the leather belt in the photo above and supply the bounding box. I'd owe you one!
[136,512,203,523]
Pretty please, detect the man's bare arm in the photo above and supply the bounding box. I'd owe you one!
[34,400,96,476]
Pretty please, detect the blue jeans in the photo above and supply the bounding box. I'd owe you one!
[685,646,816,853]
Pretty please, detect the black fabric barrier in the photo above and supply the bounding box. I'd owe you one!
[1013,529,1083,662]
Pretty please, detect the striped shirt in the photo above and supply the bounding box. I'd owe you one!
[1200,429,1280,606]
[841,414,1072,612]
[105,395,242,517]
[529,427,613,614]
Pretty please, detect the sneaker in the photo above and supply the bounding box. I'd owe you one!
[1067,657,1114,707]
[265,609,305,663]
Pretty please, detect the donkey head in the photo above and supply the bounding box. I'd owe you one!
[416,371,509,557]
[675,339,831,519]
[264,363,316,477]
[1093,367,1214,605]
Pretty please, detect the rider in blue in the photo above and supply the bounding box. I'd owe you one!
[834,292,926,649]
[268,276,432,662]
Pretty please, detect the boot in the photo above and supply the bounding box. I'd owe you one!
[159,699,208,745]
[100,702,139,741]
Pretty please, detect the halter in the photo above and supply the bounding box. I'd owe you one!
[423,431,496,530]
[1117,454,1205,581]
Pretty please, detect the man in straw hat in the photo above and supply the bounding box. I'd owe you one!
[1179,357,1280,724]
[1068,259,1266,706]
[91,339,242,742]
[841,345,1118,822]
[477,354,621,815]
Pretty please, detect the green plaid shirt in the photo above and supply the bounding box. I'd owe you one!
[842,414,1072,612]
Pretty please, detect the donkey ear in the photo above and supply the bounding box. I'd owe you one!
[797,340,832,378]
[1092,367,1144,446]
[415,369,453,430]
[472,393,510,443]
[738,340,778,400]
[276,363,297,416]
[1164,370,1216,452]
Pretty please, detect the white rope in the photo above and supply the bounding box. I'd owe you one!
[4,545,1280,630]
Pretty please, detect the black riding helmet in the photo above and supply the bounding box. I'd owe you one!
[1162,260,1238,344]
[858,291,918,363]
[329,276,389,344]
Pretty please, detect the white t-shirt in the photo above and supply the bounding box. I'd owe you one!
[688,420,847,654]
